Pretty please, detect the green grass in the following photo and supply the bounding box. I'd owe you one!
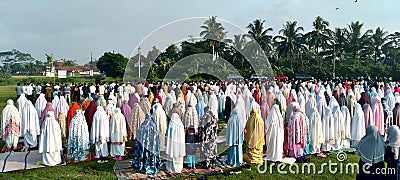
[0,84,361,179]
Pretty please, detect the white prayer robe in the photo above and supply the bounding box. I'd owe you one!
[110,108,127,157]
[21,101,40,148]
[166,113,186,173]
[39,111,62,166]
[52,96,59,110]
[90,106,110,158]
[235,95,247,129]
[1,100,21,149]
[341,106,352,148]
[264,105,284,161]
[351,103,366,147]
[208,93,218,119]
[153,103,167,151]
[322,107,334,151]
[35,94,47,120]
[309,108,324,154]
[331,105,343,150]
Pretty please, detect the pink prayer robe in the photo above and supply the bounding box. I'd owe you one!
[287,108,306,158]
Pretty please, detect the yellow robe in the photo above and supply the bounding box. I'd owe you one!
[244,108,265,164]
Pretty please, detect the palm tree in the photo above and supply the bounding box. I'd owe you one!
[345,21,372,61]
[274,21,306,68]
[371,27,388,63]
[306,16,332,54]
[200,16,227,60]
[246,19,273,52]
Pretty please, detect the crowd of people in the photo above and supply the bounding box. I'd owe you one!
[2,78,400,178]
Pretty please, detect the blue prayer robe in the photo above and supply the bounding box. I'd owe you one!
[132,114,162,175]
[226,109,244,166]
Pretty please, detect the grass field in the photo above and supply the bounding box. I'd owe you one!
[0,85,360,179]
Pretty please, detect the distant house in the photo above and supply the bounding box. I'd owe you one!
[56,62,100,77]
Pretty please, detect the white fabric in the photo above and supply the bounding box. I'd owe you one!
[341,106,352,149]
[52,96,59,110]
[110,108,127,157]
[309,108,324,154]
[208,93,219,119]
[91,106,110,158]
[166,113,186,173]
[264,105,284,161]
[21,101,40,148]
[1,100,21,149]
[153,103,167,151]
[39,111,62,166]
[35,94,47,119]
[351,103,366,146]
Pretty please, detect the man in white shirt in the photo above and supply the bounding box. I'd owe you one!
[22,83,28,96]
[26,83,34,102]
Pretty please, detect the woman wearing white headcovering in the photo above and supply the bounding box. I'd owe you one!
[17,93,27,115]
[305,94,317,119]
[166,113,185,173]
[91,106,110,162]
[177,94,186,115]
[264,104,284,161]
[183,95,199,133]
[321,106,334,152]
[308,107,324,154]
[331,104,343,151]
[341,106,352,149]
[56,96,69,143]
[52,96,59,110]
[276,91,287,115]
[39,111,62,166]
[385,125,400,180]
[385,89,396,111]
[153,99,167,151]
[110,108,127,159]
[21,100,40,150]
[351,103,366,147]
[35,94,47,120]
[235,94,247,129]
[1,99,21,150]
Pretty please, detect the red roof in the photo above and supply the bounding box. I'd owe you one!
[57,66,91,71]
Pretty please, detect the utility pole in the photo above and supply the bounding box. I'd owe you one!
[90,52,93,70]
[138,47,141,79]
[333,44,336,79]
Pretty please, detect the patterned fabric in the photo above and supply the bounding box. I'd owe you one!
[198,110,218,168]
[130,101,148,140]
[67,110,90,162]
[287,107,306,158]
[132,114,162,175]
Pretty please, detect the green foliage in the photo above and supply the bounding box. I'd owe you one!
[62,59,78,66]
[97,52,128,78]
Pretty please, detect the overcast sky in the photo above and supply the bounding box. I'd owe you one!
[0,0,398,64]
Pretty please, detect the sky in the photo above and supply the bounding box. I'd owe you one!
[0,0,398,65]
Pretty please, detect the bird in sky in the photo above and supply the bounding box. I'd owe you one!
[336,7,339,10]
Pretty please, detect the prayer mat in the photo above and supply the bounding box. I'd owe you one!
[114,156,237,179]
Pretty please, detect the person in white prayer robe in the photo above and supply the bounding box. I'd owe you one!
[341,106,352,148]
[308,107,324,154]
[110,108,127,160]
[56,96,69,145]
[297,91,306,113]
[276,91,287,115]
[21,100,40,150]
[35,93,47,120]
[305,94,317,119]
[331,105,343,150]
[52,96,59,110]
[153,99,167,151]
[183,94,199,133]
[264,104,284,162]
[17,93,27,116]
[208,90,218,119]
[351,103,366,147]
[235,94,247,129]
[1,99,21,151]
[386,89,396,111]
[166,113,186,173]
[39,111,62,166]
[90,106,110,163]
[177,94,186,115]
[322,106,334,152]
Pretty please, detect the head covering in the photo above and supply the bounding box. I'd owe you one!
[67,102,81,130]
[245,108,265,149]
[90,106,109,145]
[226,108,244,147]
[357,126,385,165]
[35,94,47,119]
[387,125,400,160]
[1,99,21,149]
[120,100,132,125]
[84,101,97,129]
[56,96,69,118]
[41,102,57,126]
[165,113,185,173]
[128,93,139,109]
[38,111,62,165]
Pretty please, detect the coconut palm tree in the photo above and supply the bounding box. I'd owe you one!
[370,27,389,63]
[345,21,372,61]
[246,19,273,52]
[274,21,306,68]
[200,16,227,60]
